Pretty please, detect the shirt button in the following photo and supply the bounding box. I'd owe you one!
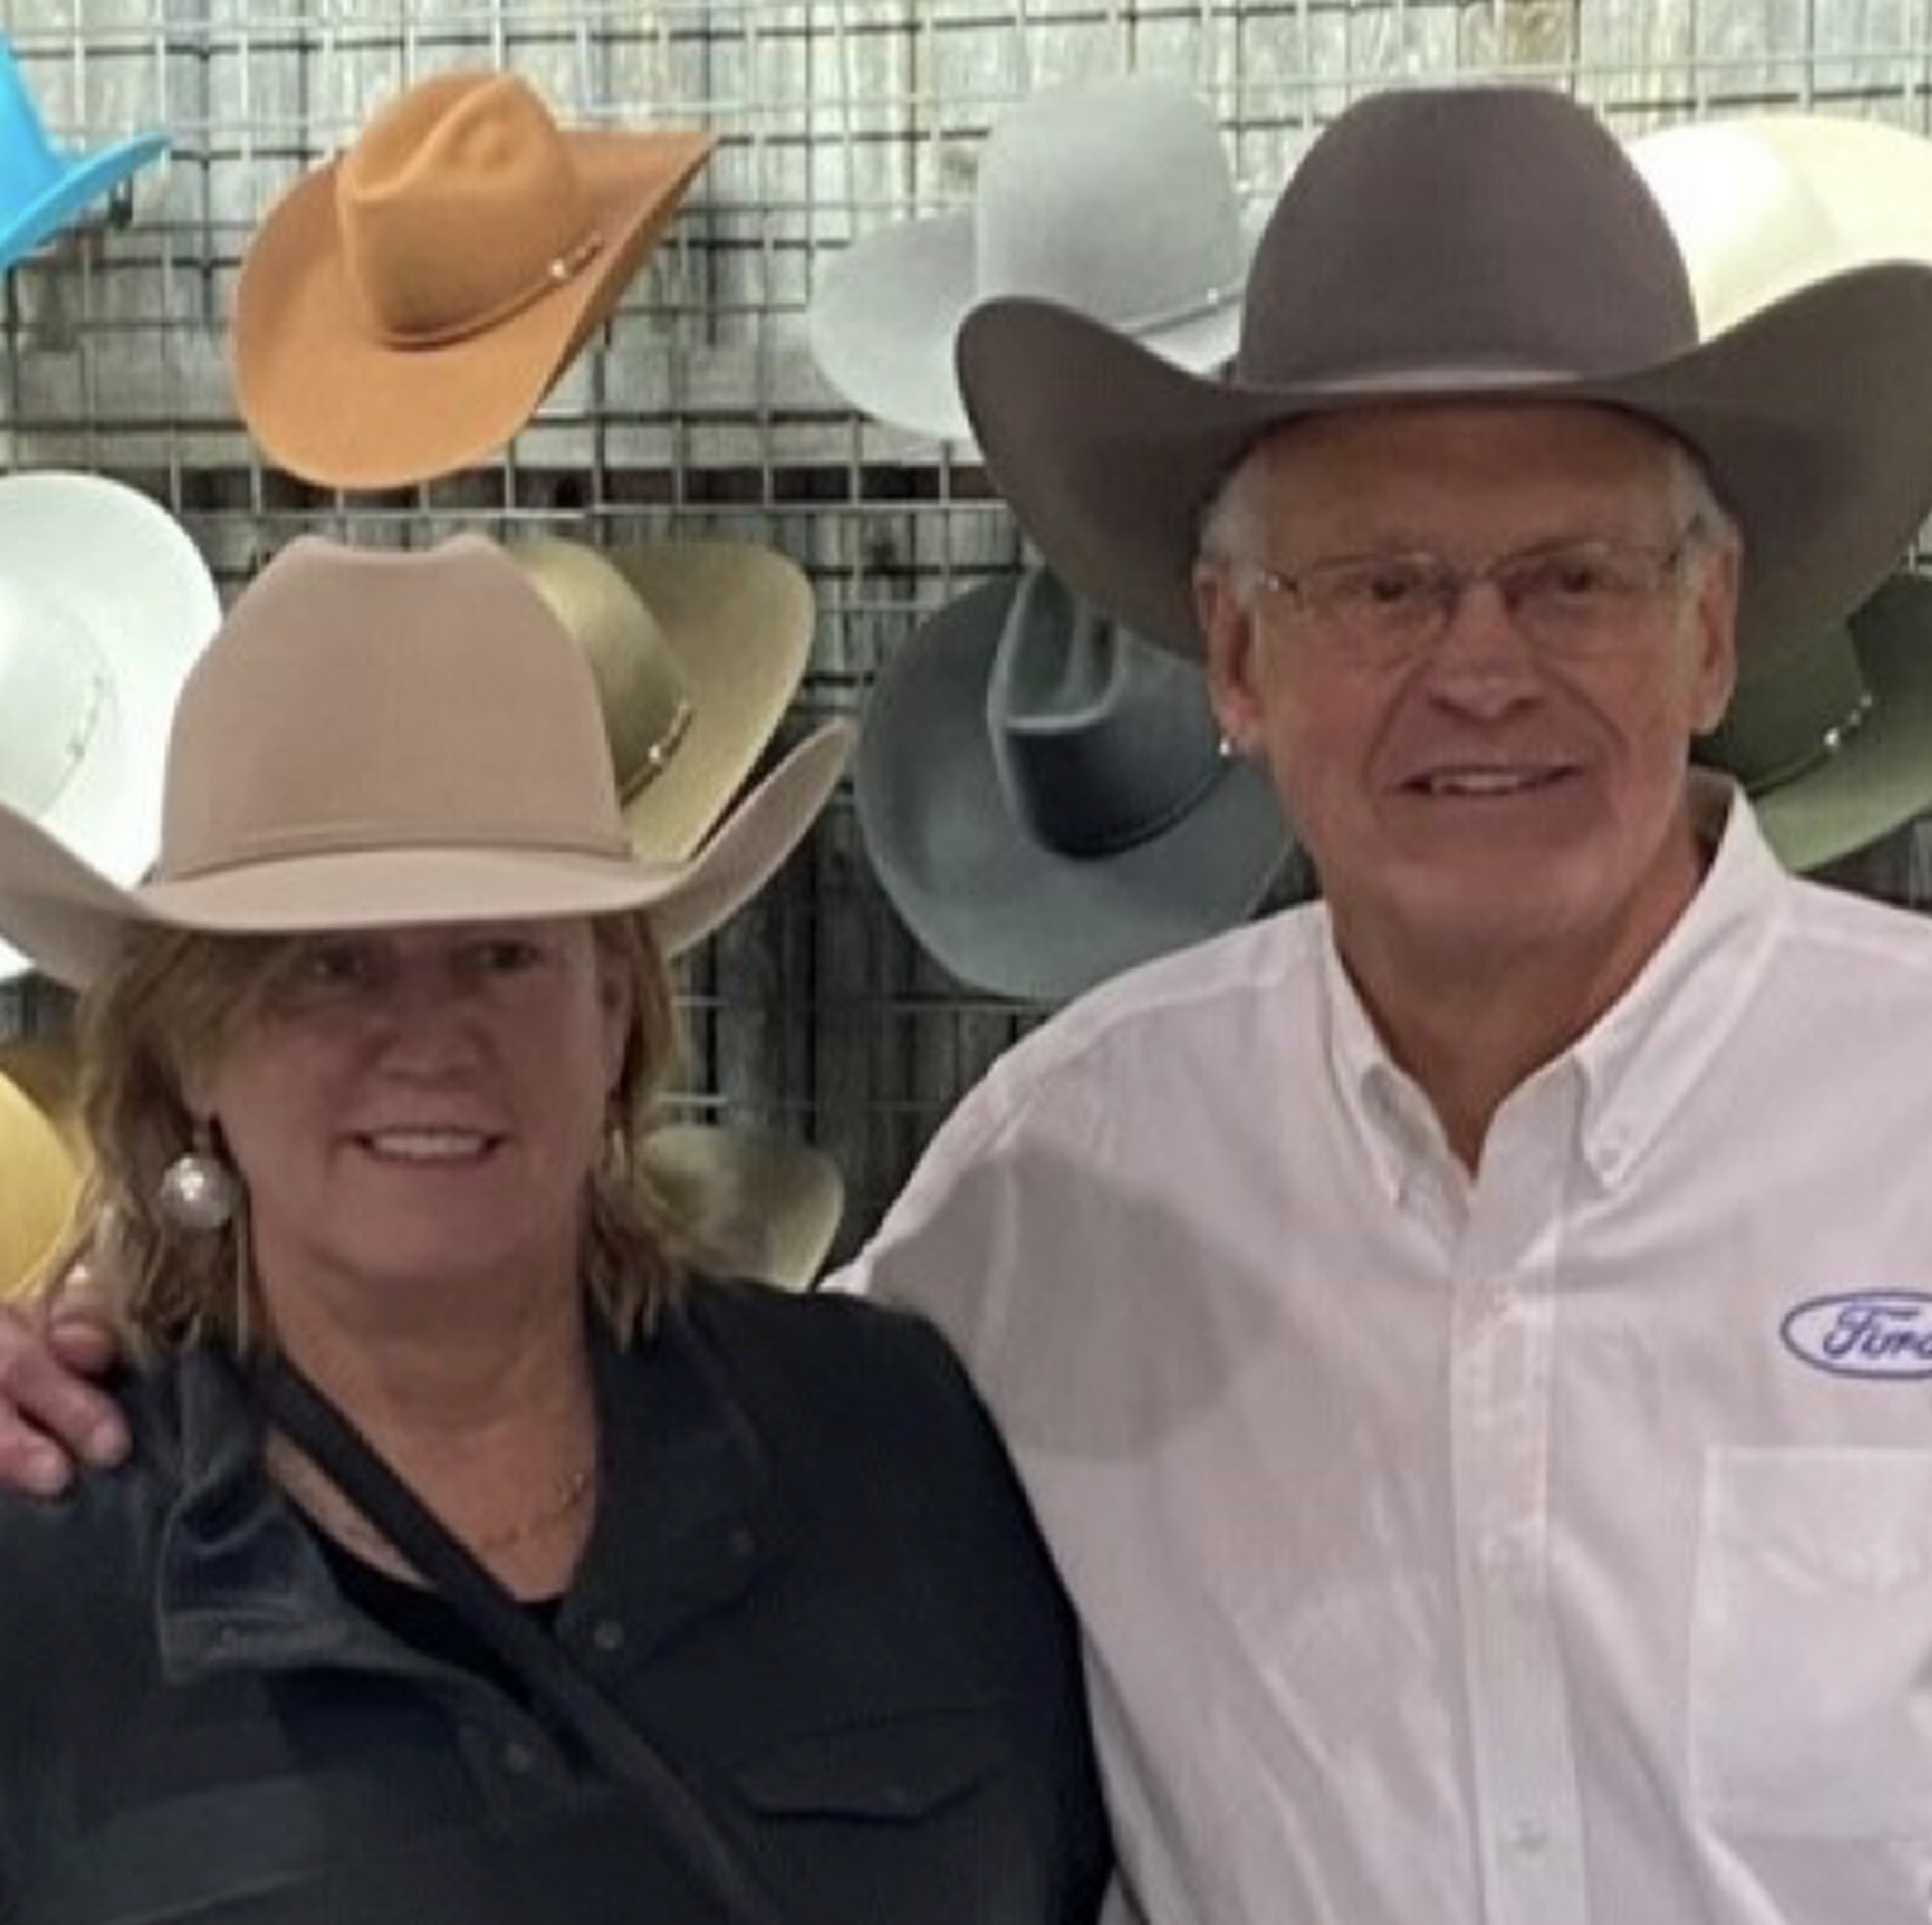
[590,1618,626,1654]
[501,1740,536,1775]
[1504,1815,1549,1855]
[727,1526,757,1560]
[1477,1531,1521,1576]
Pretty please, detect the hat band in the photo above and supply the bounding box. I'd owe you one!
[1743,687,1877,795]
[1114,272,1243,341]
[377,228,604,350]
[162,816,634,880]
[617,693,695,803]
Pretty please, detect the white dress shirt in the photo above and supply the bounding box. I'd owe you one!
[839,787,1932,1924]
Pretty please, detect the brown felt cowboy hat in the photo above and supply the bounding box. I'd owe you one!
[0,535,849,989]
[956,84,1932,667]
[233,70,712,489]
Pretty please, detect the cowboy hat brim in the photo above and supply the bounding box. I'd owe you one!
[955,264,1932,668]
[607,543,815,864]
[0,473,219,985]
[0,131,166,272]
[806,204,1267,446]
[1751,575,1932,873]
[232,128,712,490]
[0,722,848,989]
[856,576,1294,1003]
[646,1121,845,1291]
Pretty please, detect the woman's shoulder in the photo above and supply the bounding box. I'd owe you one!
[661,1274,998,1463]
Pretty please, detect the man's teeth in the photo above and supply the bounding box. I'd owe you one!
[363,1130,491,1161]
[1421,769,1550,796]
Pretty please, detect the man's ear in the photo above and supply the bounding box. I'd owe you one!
[1196,560,1263,755]
[1688,538,1741,735]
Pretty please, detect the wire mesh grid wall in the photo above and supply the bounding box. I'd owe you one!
[6,0,1932,1254]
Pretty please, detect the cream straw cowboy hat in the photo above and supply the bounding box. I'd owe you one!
[808,75,1267,446]
[0,535,850,988]
[0,1036,84,1300]
[0,472,220,983]
[647,1122,845,1291]
[509,537,815,864]
[232,70,712,490]
[956,85,1932,667]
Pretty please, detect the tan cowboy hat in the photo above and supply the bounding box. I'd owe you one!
[0,472,220,983]
[807,75,1269,446]
[233,70,713,489]
[0,1037,84,1300]
[510,538,815,864]
[956,85,1932,667]
[0,535,850,988]
[1698,574,1932,874]
[646,1121,845,1291]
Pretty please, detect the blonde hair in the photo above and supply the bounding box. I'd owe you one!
[50,910,700,1357]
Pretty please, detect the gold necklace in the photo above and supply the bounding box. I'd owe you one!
[272,1446,598,1563]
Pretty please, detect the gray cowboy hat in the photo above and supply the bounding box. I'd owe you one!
[808,75,1267,446]
[955,84,1932,665]
[1698,574,1932,874]
[856,565,1293,1003]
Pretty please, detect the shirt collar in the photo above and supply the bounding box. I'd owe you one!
[1321,774,1788,1197]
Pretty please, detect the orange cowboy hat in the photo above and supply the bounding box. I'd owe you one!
[232,69,712,489]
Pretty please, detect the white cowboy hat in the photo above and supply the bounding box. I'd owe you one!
[0,534,849,988]
[0,472,220,983]
[808,75,1269,446]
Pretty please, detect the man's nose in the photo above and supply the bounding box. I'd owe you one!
[1421,572,1542,706]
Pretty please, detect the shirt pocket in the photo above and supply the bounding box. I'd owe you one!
[1690,1444,1932,1839]
[732,1705,1006,1822]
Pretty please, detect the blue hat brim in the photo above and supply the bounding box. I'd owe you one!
[0,131,165,272]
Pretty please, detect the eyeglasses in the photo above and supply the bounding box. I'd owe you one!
[1237,525,1708,665]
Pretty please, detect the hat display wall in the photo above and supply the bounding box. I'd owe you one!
[0,472,220,984]
[955,85,1932,669]
[857,565,1292,1003]
[232,70,713,489]
[0,536,851,989]
[509,537,815,864]
[808,75,1265,446]
[647,1122,845,1291]
[0,1037,84,1301]
[0,35,165,274]
[1698,574,1932,874]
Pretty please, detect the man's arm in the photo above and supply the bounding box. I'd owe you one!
[0,1291,129,1492]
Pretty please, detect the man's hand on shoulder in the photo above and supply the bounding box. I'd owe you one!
[0,1267,130,1494]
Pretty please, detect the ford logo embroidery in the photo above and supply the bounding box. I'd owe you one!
[1780,1291,1932,1379]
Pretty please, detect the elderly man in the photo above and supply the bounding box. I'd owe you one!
[9,84,1932,1925]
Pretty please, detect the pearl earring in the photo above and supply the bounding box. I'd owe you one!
[157,1121,240,1233]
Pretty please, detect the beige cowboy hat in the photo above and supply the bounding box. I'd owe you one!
[0,535,850,988]
[233,69,713,489]
[0,1036,84,1300]
[647,1121,845,1291]
[808,75,1269,446]
[0,472,220,983]
[956,84,1932,667]
[509,537,815,864]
